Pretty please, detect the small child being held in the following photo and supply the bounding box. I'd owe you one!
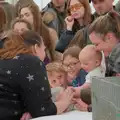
[79,45,105,89]
[74,45,105,103]
[73,45,106,111]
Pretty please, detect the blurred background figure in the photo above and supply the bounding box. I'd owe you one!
[42,0,68,37]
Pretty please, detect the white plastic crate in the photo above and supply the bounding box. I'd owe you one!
[92,77,120,120]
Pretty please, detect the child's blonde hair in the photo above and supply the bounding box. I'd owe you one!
[46,61,66,73]
[46,61,68,88]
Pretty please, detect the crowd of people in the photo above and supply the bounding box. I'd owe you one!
[0,0,120,120]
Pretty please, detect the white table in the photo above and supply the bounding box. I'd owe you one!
[31,111,92,120]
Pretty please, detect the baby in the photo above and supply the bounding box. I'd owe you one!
[79,45,105,88]
[73,45,106,111]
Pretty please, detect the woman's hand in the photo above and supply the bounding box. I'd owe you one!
[57,87,74,104]
[20,112,32,120]
[65,16,74,31]
[74,99,88,111]
[55,87,75,114]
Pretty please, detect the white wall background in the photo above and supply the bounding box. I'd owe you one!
[34,0,119,12]
[6,0,119,12]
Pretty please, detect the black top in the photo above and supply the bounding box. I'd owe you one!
[0,54,57,120]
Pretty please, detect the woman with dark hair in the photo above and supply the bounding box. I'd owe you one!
[0,30,74,120]
[0,1,15,31]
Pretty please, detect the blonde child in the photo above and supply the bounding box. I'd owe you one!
[46,61,88,111]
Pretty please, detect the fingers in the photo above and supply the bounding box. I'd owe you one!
[20,113,32,120]
[65,16,74,23]
[65,87,75,100]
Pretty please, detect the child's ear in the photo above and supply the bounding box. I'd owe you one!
[96,60,101,67]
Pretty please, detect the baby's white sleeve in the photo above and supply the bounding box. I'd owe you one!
[85,73,91,83]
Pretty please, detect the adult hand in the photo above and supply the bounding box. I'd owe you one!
[65,16,74,31]
[74,99,88,111]
[20,112,32,120]
[57,87,74,106]
[72,87,81,98]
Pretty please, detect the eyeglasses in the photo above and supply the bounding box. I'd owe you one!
[69,3,83,13]
[63,61,80,69]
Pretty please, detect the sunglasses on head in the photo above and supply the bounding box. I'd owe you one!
[69,3,83,13]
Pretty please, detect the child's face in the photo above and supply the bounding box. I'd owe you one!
[79,56,99,72]
[47,71,66,88]
[63,55,81,78]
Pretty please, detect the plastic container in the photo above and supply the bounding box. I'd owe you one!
[92,77,120,120]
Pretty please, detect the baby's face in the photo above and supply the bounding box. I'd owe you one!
[47,71,66,88]
[79,55,99,72]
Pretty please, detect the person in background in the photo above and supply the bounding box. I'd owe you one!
[0,30,74,120]
[19,2,57,62]
[15,0,35,16]
[11,18,33,35]
[56,0,92,53]
[0,5,6,39]
[0,0,15,31]
[42,0,67,37]
[91,0,115,19]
